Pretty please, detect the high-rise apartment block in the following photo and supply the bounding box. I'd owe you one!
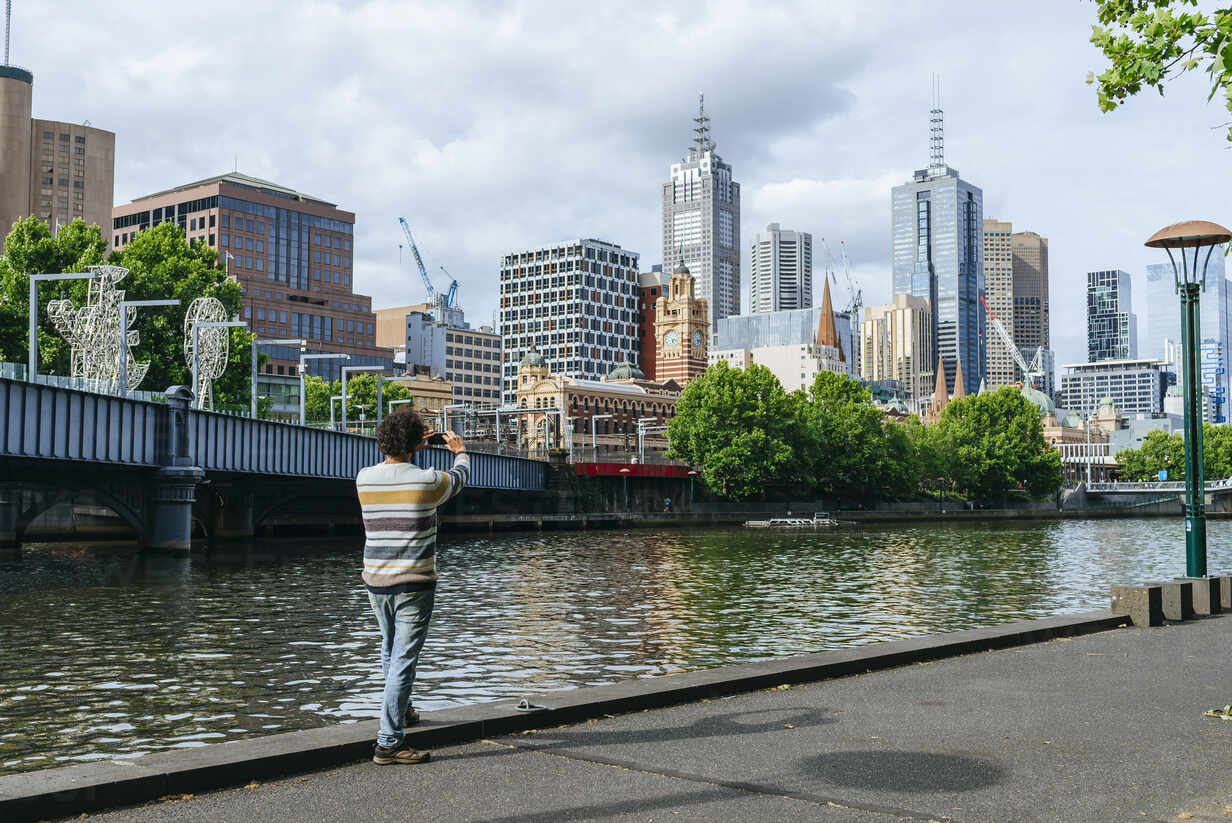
[983,219,1015,389]
[112,173,389,380]
[1146,253,1230,422]
[499,238,639,404]
[749,223,812,313]
[661,95,740,329]
[860,293,934,411]
[891,104,984,396]
[1,65,115,236]
[1087,269,1138,363]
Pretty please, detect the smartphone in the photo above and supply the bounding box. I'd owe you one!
[426,432,447,446]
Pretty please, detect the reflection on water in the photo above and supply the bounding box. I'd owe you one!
[0,519,1228,775]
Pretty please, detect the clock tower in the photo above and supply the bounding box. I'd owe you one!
[654,257,710,384]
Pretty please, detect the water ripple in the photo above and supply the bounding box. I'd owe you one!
[0,519,1228,774]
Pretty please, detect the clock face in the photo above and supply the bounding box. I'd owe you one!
[664,330,680,348]
[692,331,703,348]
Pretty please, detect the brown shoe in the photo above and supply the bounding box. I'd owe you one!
[405,708,420,727]
[373,741,431,765]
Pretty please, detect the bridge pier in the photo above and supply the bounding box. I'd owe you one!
[0,492,18,551]
[146,467,205,551]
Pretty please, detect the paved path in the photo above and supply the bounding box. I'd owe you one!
[80,615,1232,823]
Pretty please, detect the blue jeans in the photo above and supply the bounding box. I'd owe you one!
[368,588,435,748]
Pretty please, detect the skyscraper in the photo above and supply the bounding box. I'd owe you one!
[1145,252,1230,422]
[749,223,812,313]
[661,94,740,329]
[860,293,934,412]
[1012,230,1051,392]
[1087,269,1138,362]
[983,218,1015,388]
[891,94,984,396]
[499,238,639,405]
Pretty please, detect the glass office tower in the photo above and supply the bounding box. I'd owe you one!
[1146,251,1230,422]
[1087,269,1138,363]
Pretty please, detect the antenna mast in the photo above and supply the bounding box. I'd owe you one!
[4,0,12,66]
[929,73,944,171]
[692,92,713,156]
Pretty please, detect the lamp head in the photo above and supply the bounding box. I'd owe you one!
[1146,220,1232,289]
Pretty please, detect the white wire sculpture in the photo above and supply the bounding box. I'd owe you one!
[47,265,150,394]
[183,297,231,410]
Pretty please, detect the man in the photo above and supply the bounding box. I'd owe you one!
[356,407,468,765]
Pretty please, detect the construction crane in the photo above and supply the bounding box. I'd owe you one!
[397,217,458,309]
[438,266,459,309]
[980,295,1043,389]
[819,236,862,317]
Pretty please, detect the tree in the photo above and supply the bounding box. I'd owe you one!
[930,387,1062,504]
[108,223,254,407]
[0,217,108,370]
[796,371,920,503]
[1088,2,1232,141]
[665,362,804,500]
[303,374,412,427]
[0,218,260,408]
[1115,429,1185,480]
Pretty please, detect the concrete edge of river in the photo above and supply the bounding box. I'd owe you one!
[0,608,1130,822]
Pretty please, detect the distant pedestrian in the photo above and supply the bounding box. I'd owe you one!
[664,496,671,512]
[356,408,469,765]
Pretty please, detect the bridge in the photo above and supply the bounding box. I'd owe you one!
[1074,479,1232,513]
[0,377,546,551]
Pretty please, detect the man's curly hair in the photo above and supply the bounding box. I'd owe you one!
[374,406,427,457]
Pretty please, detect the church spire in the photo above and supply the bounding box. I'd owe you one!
[930,356,949,419]
[814,277,842,359]
[953,356,967,400]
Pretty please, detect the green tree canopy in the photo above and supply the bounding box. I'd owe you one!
[303,374,411,427]
[930,387,1062,504]
[665,361,804,500]
[0,218,108,369]
[1115,429,1186,480]
[0,218,259,409]
[1089,1,1232,141]
[796,371,919,504]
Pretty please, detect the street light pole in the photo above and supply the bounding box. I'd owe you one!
[252,338,306,419]
[1146,220,1232,579]
[591,413,613,461]
[341,365,384,430]
[117,299,180,397]
[27,271,98,381]
[299,352,350,426]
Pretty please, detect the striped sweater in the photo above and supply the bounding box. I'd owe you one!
[356,452,470,591]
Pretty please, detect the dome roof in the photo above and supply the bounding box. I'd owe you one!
[520,349,547,368]
[1097,396,1117,409]
[673,256,690,276]
[1020,385,1055,417]
[1060,411,1083,428]
[608,361,645,381]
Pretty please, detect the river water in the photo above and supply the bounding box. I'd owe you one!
[1,519,1229,775]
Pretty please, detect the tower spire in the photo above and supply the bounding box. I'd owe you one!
[4,0,12,66]
[692,92,713,155]
[929,73,944,171]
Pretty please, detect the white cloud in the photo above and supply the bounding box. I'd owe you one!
[12,0,1232,368]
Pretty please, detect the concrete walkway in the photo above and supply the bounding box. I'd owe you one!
[76,614,1232,823]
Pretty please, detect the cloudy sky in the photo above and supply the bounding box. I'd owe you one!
[16,0,1232,367]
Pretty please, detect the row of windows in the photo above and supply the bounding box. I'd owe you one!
[41,131,86,143]
[313,233,351,250]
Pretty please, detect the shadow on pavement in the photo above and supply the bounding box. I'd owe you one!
[516,706,838,751]
[806,749,1005,792]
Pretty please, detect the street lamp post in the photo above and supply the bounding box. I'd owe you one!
[192,320,247,410]
[591,413,613,462]
[299,352,350,426]
[117,299,181,397]
[341,365,384,430]
[252,338,305,419]
[27,271,98,381]
[1145,220,1232,579]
